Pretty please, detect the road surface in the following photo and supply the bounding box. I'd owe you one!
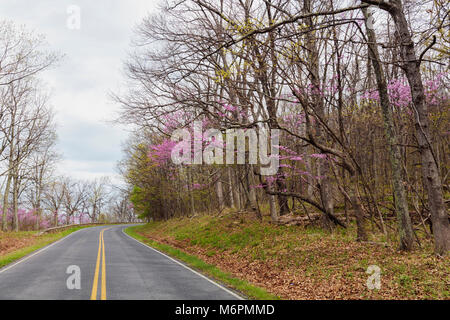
[0,225,242,300]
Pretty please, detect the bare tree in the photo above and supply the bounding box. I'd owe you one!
[43,179,66,227]
[361,0,449,256]
[0,21,59,231]
[86,177,110,223]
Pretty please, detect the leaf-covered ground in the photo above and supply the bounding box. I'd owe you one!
[0,231,37,256]
[0,227,85,268]
[134,213,449,300]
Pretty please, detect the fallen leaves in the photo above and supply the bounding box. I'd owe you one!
[136,213,449,299]
[0,231,37,256]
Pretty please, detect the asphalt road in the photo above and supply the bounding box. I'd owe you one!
[0,225,242,300]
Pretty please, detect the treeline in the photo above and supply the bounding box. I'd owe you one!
[0,21,137,231]
[115,0,449,255]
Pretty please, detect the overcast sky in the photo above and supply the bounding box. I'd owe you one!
[0,0,158,183]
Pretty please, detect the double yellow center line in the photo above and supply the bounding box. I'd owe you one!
[90,228,111,300]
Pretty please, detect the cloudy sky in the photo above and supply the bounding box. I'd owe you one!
[0,0,158,183]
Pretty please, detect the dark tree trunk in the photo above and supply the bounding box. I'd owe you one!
[363,0,450,255]
[362,7,414,250]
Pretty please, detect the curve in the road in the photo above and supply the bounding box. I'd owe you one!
[0,225,243,300]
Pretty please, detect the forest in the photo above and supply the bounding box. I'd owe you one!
[0,22,135,231]
[0,0,448,302]
[115,0,449,257]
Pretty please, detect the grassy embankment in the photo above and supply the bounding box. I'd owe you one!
[0,226,87,268]
[125,211,449,300]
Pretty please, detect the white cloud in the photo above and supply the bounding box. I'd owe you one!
[0,0,158,181]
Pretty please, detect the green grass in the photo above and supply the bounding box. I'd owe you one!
[124,225,279,300]
[0,226,88,269]
[125,214,449,299]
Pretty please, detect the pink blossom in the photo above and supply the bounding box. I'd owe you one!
[223,104,237,112]
[310,153,327,159]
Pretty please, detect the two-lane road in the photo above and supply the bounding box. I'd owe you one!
[0,225,242,300]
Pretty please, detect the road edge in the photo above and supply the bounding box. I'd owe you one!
[122,225,279,300]
[0,226,92,273]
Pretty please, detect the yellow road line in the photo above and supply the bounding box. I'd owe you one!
[101,230,106,300]
[90,230,102,300]
[90,227,112,300]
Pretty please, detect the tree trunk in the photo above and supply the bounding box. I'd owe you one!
[2,173,12,231]
[12,172,19,232]
[54,210,58,227]
[351,191,368,242]
[362,7,414,250]
[215,174,224,210]
[276,171,289,215]
[187,168,195,216]
[306,151,314,199]
[303,0,335,227]
[233,168,242,210]
[227,167,235,208]
[369,0,450,255]
[269,191,278,223]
